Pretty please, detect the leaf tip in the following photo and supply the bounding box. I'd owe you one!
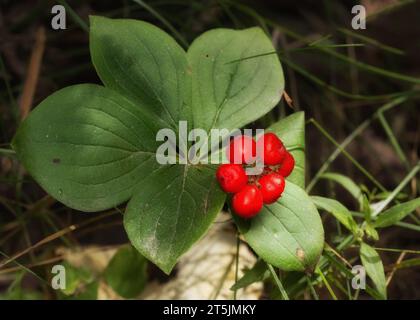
[154,258,176,276]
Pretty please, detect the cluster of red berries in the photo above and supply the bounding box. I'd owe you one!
[216,133,295,219]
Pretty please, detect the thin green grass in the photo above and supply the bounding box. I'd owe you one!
[306,96,412,192]
[307,118,387,192]
[57,0,89,32]
[131,0,188,48]
[372,163,420,217]
[337,28,404,56]
[267,264,289,300]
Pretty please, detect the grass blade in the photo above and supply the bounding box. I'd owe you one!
[267,264,289,300]
[337,28,404,56]
[57,0,89,32]
[377,112,410,169]
[373,163,420,217]
[131,0,188,48]
[316,266,337,300]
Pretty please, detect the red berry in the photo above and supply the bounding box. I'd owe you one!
[258,173,285,204]
[256,133,286,165]
[216,164,248,193]
[227,135,256,164]
[232,185,263,218]
[277,151,295,177]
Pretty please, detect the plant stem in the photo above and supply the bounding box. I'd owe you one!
[306,276,319,300]
[233,233,240,300]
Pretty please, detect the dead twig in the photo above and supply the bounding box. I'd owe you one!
[19,27,46,120]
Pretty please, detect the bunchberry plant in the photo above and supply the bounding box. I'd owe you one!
[12,16,324,274]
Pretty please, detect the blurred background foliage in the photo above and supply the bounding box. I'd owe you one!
[0,0,419,299]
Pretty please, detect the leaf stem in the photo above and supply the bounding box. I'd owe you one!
[233,233,240,300]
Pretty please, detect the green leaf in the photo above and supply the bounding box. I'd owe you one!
[188,27,284,133]
[364,223,379,241]
[124,165,226,274]
[320,172,363,207]
[12,84,165,212]
[230,259,269,291]
[234,181,324,272]
[373,197,420,228]
[104,245,148,298]
[90,16,191,130]
[360,242,387,300]
[311,196,359,234]
[267,112,305,188]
